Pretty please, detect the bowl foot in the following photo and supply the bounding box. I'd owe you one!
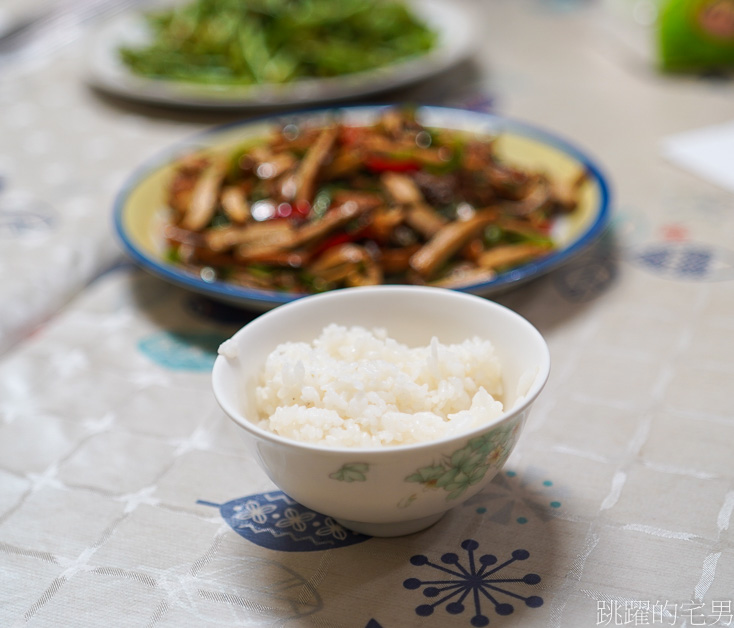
[336,512,446,537]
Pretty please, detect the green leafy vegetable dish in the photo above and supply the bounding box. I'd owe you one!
[118,0,438,86]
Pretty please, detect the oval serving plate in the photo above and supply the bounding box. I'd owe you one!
[86,0,473,110]
[113,105,612,311]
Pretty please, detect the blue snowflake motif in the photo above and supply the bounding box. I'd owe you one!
[404,540,543,627]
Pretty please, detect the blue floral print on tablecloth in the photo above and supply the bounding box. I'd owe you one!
[198,491,371,552]
[138,330,230,371]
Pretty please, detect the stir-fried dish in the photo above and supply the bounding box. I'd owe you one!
[163,108,588,293]
[119,0,437,86]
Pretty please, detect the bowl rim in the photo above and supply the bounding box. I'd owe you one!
[211,285,550,455]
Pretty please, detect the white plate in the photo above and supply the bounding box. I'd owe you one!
[86,0,474,109]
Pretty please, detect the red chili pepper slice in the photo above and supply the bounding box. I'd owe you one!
[364,155,421,173]
[312,232,356,257]
[536,218,552,234]
[293,199,311,219]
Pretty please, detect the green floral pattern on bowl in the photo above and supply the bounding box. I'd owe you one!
[329,463,370,482]
[405,419,521,500]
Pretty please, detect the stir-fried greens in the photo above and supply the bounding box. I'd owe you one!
[163,108,589,293]
[119,0,437,86]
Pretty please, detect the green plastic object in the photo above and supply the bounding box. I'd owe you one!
[658,0,734,71]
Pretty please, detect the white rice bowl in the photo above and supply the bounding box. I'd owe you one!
[255,323,505,447]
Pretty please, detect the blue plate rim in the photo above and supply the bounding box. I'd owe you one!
[113,104,612,309]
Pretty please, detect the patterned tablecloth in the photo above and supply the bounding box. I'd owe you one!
[2,1,734,627]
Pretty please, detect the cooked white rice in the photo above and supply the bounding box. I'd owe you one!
[254,324,504,448]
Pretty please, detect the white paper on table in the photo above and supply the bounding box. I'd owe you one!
[661,120,734,194]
